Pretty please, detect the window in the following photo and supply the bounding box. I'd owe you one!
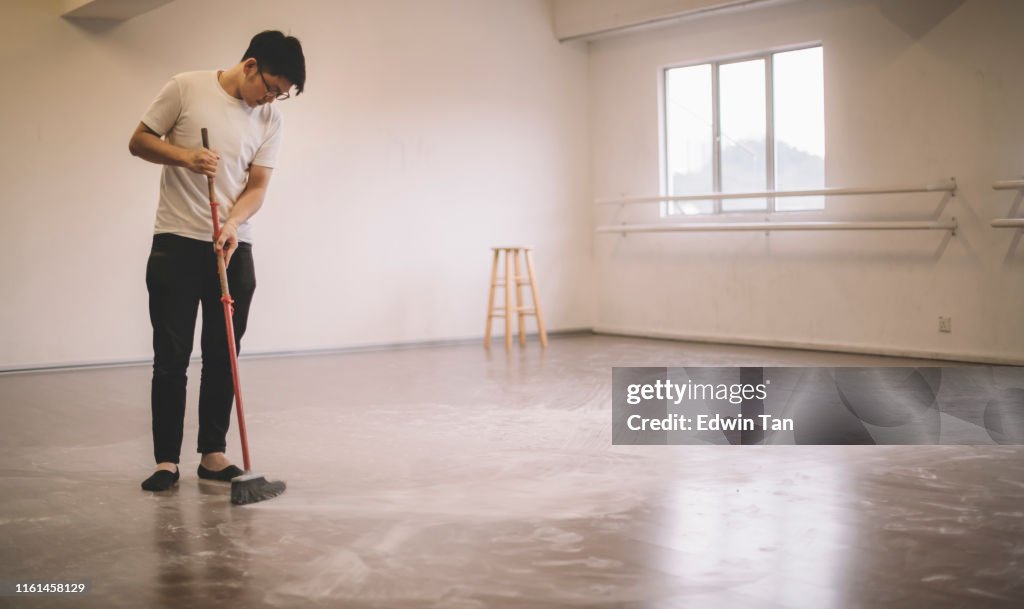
[664,46,824,215]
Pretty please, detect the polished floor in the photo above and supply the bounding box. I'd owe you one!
[0,335,1022,608]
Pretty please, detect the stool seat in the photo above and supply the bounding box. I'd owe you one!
[485,247,548,349]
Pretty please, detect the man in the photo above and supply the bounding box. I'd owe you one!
[129,31,305,491]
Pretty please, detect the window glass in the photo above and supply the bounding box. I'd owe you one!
[719,59,767,212]
[665,64,714,215]
[774,47,825,211]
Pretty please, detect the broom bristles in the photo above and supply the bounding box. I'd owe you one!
[231,473,286,505]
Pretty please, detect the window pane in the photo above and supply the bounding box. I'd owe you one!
[719,59,767,212]
[774,47,824,211]
[665,64,713,215]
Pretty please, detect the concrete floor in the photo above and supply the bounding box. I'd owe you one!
[1,334,1022,608]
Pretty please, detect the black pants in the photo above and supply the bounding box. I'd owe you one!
[146,234,256,464]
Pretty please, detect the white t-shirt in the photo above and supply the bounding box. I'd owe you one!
[140,70,283,243]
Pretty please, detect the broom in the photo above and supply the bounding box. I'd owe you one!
[202,127,286,505]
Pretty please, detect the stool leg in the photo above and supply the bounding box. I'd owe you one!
[525,250,548,348]
[504,249,513,351]
[514,249,526,346]
[484,248,500,347]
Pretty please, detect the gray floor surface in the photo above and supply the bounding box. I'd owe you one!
[1,334,1021,608]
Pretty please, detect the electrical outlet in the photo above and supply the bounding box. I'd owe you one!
[938,316,952,333]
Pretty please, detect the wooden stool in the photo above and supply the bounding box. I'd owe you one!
[485,247,548,350]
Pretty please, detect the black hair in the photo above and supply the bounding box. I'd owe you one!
[242,30,306,95]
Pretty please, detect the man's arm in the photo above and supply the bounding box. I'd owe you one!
[215,164,274,266]
[128,122,219,177]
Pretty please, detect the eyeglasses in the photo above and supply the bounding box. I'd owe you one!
[257,67,290,101]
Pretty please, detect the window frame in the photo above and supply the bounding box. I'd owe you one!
[661,43,823,217]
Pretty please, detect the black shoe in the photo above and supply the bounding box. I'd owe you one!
[141,467,180,491]
[197,464,245,482]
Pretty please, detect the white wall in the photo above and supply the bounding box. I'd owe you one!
[590,0,1024,364]
[4,0,1020,370]
[0,0,593,369]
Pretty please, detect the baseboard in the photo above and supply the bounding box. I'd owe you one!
[0,328,596,375]
[5,325,1017,374]
[593,325,1024,366]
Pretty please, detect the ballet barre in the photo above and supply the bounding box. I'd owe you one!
[991,179,1023,228]
[596,180,957,234]
[596,220,957,234]
[595,180,958,206]
[992,180,1024,191]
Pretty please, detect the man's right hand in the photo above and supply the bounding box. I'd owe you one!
[129,123,221,177]
[185,147,219,177]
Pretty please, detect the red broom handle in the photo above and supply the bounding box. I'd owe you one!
[201,128,252,473]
